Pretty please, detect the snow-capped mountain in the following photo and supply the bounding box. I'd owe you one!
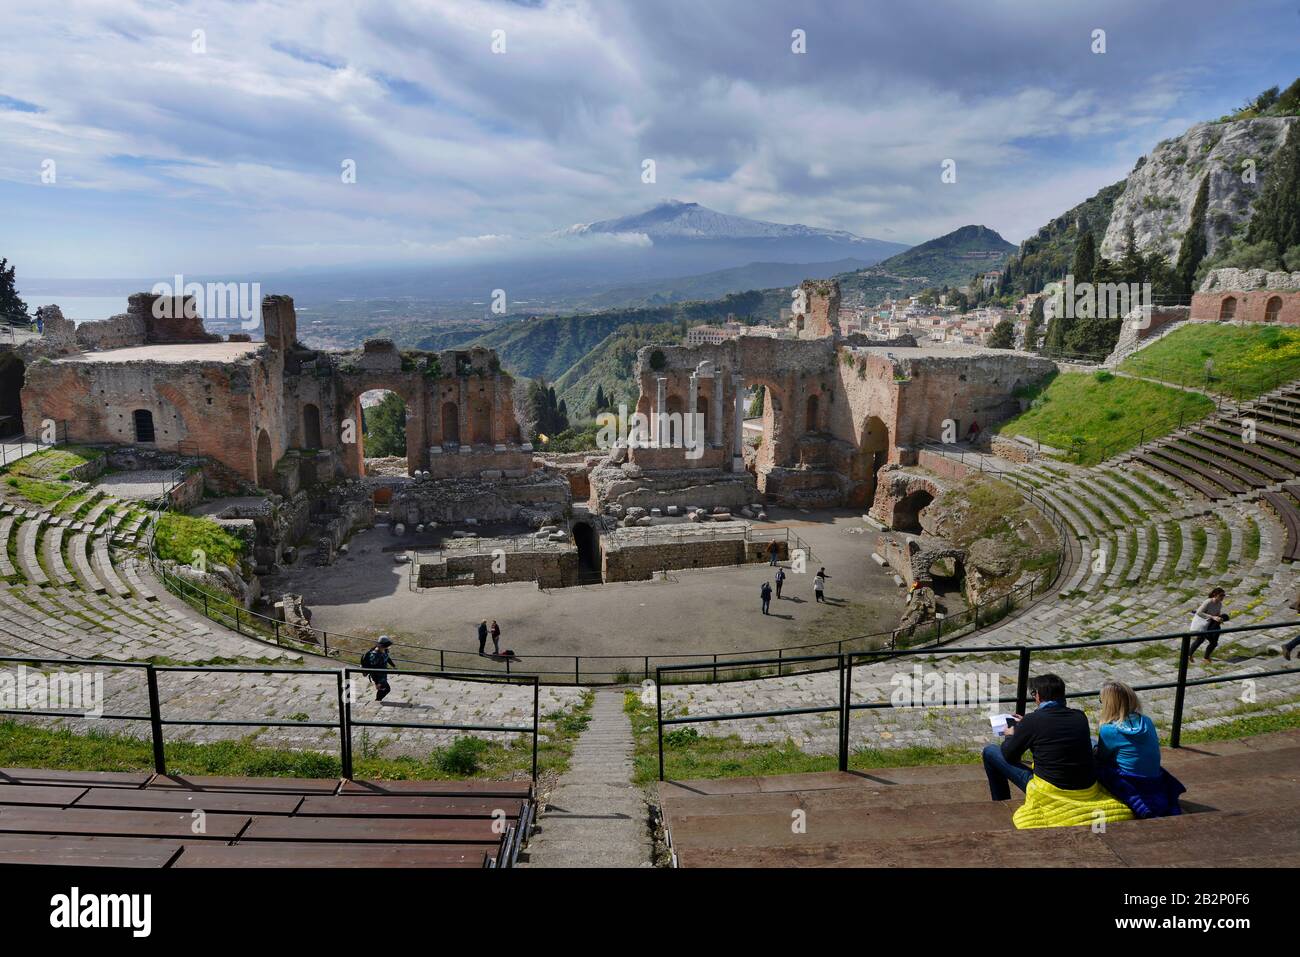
[562,199,897,246]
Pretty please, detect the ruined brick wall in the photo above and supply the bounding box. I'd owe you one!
[791,279,840,340]
[601,525,753,581]
[1189,290,1300,325]
[21,355,264,485]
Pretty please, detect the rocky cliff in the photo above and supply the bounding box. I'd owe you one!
[1101,116,1298,263]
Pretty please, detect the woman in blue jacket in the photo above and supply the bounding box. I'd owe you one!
[1094,680,1185,818]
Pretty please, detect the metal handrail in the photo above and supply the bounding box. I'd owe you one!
[653,617,1300,779]
[0,654,541,782]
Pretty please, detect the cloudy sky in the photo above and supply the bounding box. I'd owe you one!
[1,0,1297,279]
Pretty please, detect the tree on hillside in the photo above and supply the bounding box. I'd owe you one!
[0,259,29,326]
[987,319,1015,349]
[1071,230,1097,284]
[525,378,568,441]
[1247,123,1300,257]
[1023,297,1044,352]
[589,383,608,417]
[362,393,407,458]
[1173,175,1210,296]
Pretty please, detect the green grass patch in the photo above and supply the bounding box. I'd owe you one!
[154,512,245,568]
[0,689,595,781]
[4,475,70,505]
[1120,323,1300,399]
[994,372,1213,466]
[0,446,103,481]
[626,692,980,785]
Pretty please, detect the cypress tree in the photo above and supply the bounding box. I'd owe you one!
[1173,175,1210,295]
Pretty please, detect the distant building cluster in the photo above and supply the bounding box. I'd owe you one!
[843,294,1032,348]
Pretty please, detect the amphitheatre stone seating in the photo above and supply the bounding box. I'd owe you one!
[0,770,534,868]
[659,729,1300,867]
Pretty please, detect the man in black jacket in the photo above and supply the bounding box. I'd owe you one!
[981,673,1096,800]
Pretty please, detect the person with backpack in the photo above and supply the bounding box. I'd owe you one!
[361,636,396,702]
[760,581,773,615]
[774,566,786,600]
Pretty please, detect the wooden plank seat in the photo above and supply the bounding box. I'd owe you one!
[1153,443,1259,492]
[0,768,151,788]
[1141,447,1248,496]
[172,841,489,868]
[1196,425,1300,472]
[0,834,182,868]
[339,778,532,799]
[296,794,526,818]
[238,813,507,844]
[1174,435,1289,483]
[148,774,340,794]
[0,784,88,807]
[1134,452,1232,500]
[0,806,251,840]
[1260,491,1300,561]
[73,786,305,816]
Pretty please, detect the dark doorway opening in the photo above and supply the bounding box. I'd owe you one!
[302,403,322,449]
[0,352,24,438]
[133,409,156,443]
[893,489,934,533]
[573,522,602,584]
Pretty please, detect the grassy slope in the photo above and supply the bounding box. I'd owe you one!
[993,372,1214,465]
[0,691,594,781]
[1120,323,1300,398]
[153,512,246,569]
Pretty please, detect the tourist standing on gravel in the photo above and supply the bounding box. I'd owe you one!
[775,566,786,599]
[760,581,773,615]
[489,619,501,655]
[361,636,396,703]
[767,540,780,566]
[1187,587,1229,662]
[814,567,829,602]
[477,619,489,656]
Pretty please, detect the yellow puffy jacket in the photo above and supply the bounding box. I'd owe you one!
[1013,775,1135,830]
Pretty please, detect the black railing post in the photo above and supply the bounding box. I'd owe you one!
[145,665,167,776]
[1170,634,1192,748]
[838,654,850,772]
[712,654,717,683]
[531,679,540,783]
[575,657,579,684]
[1014,648,1032,716]
[336,670,352,779]
[655,669,665,781]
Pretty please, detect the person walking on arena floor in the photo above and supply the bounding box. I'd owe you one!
[760,580,773,615]
[814,567,830,603]
[775,566,786,599]
[477,619,489,656]
[489,619,502,655]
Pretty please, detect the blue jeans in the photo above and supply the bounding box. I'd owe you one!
[982,742,1033,801]
[761,597,770,614]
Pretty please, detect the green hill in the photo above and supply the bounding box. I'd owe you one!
[836,224,1016,301]
[459,290,777,387]
[995,181,1125,296]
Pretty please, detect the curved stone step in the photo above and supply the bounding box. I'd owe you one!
[68,532,105,594]
[118,554,157,601]
[82,495,116,529]
[0,515,15,579]
[16,519,48,586]
[42,524,76,587]
[92,537,131,598]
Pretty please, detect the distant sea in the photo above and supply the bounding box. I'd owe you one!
[18,295,126,323]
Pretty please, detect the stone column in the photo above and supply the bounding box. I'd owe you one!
[458,378,469,447]
[731,372,745,471]
[711,374,723,448]
[687,373,699,455]
[655,376,667,448]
